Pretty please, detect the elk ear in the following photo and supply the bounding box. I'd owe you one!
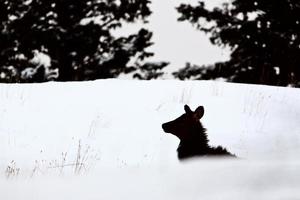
[184,105,192,114]
[194,106,204,119]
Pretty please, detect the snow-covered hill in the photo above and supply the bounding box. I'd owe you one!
[1,80,300,199]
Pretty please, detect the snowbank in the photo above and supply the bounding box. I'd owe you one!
[1,80,300,199]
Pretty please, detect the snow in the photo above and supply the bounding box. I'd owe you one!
[1,80,300,199]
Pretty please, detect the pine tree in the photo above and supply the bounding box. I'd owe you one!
[0,0,157,82]
[176,0,300,87]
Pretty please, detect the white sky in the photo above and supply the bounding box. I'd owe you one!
[148,0,230,69]
[116,0,231,70]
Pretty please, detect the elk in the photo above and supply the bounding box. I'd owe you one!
[162,105,235,160]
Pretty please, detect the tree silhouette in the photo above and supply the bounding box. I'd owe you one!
[132,61,169,80]
[0,0,160,82]
[176,0,300,87]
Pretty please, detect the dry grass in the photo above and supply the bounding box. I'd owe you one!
[4,140,97,178]
[46,140,92,176]
[5,160,20,179]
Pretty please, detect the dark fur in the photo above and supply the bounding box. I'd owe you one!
[162,105,235,160]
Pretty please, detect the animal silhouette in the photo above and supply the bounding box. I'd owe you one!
[162,105,235,160]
